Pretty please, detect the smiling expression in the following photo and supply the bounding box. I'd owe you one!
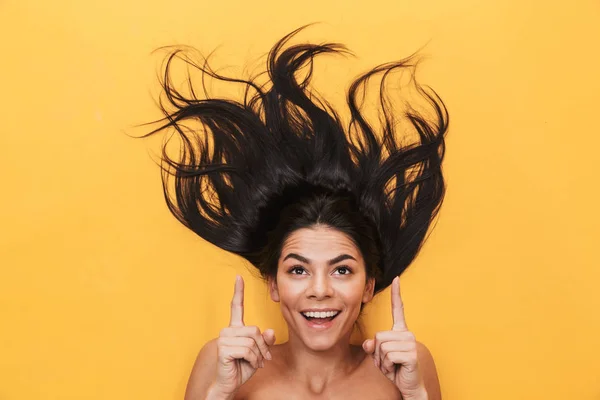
[268,224,375,350]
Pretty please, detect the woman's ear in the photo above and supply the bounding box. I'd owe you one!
[362,277,375,304]
[268,276,280,302]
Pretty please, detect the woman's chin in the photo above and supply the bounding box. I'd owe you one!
[287,312,355,350]
[304,337,337,351]
[300,330,351,351]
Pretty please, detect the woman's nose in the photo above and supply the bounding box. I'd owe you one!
[306,274,334,299]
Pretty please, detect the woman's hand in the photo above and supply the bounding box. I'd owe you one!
[211,275,276,397]
[362,277,428,399]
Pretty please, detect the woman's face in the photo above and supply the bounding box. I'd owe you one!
[268,224,375,351]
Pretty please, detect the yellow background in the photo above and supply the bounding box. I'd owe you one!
[1,1,599,399]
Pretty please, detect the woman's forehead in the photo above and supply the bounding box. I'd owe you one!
[280,226,362,260]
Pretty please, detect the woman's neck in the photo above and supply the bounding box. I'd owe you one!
[279,332,364,393]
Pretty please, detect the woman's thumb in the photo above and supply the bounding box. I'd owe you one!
[263,329,276,346]
[362,339,374,354]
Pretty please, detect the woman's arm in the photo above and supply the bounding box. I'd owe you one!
[184,338,223,400]
[416,341,442,400]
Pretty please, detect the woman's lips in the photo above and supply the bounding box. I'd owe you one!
[300,311,341,330]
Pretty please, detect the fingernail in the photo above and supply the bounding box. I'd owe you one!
[260,360,264,368]
[373,358,378,367]
[266,351,272,360]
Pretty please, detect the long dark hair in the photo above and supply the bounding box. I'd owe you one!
[137,24,449,295]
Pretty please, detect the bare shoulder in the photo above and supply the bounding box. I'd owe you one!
[184,338,218,400]
[416,341,442,400]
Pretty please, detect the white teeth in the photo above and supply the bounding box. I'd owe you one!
[302,311,339,318]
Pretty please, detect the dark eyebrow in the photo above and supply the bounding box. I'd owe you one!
[283,253,356,265]
[328,254,356,265]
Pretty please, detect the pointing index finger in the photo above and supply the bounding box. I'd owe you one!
[229,275,245,327]
[391,276,408,331]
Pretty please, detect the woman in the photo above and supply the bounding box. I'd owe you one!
[140,24,448,399]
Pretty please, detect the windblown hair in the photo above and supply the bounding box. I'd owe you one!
[139,25,449,294]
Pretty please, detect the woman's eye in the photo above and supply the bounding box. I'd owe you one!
[290,266,306,275]
[334,266,351,275]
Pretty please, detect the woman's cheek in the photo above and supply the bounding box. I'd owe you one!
[341,279,366,303]
[278,280,304,312]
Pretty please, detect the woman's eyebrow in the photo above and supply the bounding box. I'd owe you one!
[283,253,356,265]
